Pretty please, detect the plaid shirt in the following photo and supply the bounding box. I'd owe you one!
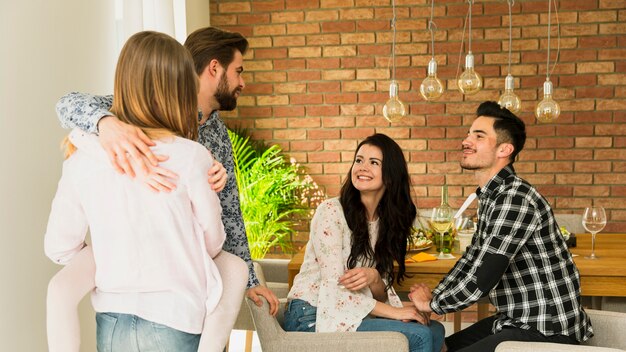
[56,93,259,288]
[430,165,593,342]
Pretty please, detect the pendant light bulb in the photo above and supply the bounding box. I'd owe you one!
[498,74,521,113]
[535,79,560,123]
[457,52,482,95]
[383,80,406,123]
[420,59,444,101]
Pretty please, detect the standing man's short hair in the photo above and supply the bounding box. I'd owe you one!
[476,101,527,163]
[184,27,249,75]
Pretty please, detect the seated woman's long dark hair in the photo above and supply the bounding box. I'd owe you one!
[340,134,416,291]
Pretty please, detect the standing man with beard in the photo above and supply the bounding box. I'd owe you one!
[408,101,593,351]
[55,27,280,323]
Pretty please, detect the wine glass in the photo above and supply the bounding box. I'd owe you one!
[582,206,606,260]
[455,215,476,254]
[430,206,455,259]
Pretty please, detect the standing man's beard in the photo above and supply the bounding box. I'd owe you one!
[214,73,240,111]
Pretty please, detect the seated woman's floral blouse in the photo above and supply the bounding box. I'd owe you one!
[288,198,402,332]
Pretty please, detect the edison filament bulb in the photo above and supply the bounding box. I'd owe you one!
[420,58,444,101]
[383,80,406,123]
[536,79,560,123]
[498,74,521,113]
[457,52,482,95]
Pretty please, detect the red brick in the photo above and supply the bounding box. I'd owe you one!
[236,107,272,118]
[290,94,323,105]
[599,49,626,61]
[321,21,356,33]
[306,105,339,116]
[307,58,341,69]
[325,93,357,104]
[559,75,597,87]
[244,83,273,95]
[288,71,321,81]
[251,0,284,12]
[287,0,321,10]
[575,137,613,148]
[575,87,614,99]
[271,11,304,23]
[573,186,611,197]
[574,161,613,173]
[287,117,320,128]
[273,59,306,70]
[308,129,341,140]
[320,116,357,128]
[273,106,305,117]
[308,82,341,93]
[255,118,287,129]
[555,174,593,185]
[239,14,270,24]
[341,128,376,139]
[555,150,593,161]
[574,111,613,123]
[595,149,626,160]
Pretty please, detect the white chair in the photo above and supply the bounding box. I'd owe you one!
[245,296,409,352]
[554,213,585,234]
[495,309,626,352]
[228,259,290,352]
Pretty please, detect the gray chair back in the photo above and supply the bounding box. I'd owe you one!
[246,296,409,352]
[554,213,585,234]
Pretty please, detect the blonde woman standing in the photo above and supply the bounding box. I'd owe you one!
[44,31,240,351]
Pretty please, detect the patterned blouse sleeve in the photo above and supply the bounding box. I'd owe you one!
[311,200,376,332]
[55,92,114,134]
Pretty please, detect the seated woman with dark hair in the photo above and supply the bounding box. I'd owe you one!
[284,133,446,352]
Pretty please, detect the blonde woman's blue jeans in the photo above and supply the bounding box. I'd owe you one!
[96,312,200,352]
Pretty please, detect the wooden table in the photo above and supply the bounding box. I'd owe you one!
[288,233,626,332]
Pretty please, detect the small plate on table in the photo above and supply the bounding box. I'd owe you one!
[407,244,433,253]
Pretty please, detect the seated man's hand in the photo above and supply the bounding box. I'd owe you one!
[408,283,433,313]
[247,285,280,317]
[98,115,158,177]
[207,160,227,192]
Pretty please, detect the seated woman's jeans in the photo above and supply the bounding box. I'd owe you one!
[284,299,318,332]
[283,299,446,352]
[96,312,200,352]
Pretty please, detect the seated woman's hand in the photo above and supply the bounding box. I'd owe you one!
[393,306,430,325]
[338,267,380,291]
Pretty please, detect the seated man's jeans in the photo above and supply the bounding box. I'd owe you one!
[96,312,200,352]
[284,299,446,352]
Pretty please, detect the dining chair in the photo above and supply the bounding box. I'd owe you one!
[245,296,409,352]
[495,309,626,352]
[601,297,626,313]
[554,213,585,234]
[227,260,290,352]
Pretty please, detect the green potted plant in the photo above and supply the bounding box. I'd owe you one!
[229,129,319,260]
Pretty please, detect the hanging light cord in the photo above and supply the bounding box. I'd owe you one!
[428,0,437,58]
[547,0,561,79]
[391,0,397,81]
[468,0,473,52]
[507,0,514,75]
[454,0,471,85]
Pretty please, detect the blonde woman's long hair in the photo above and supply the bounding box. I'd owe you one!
[64,31,198,158]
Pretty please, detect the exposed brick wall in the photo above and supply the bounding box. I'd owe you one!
[211,0,626,244]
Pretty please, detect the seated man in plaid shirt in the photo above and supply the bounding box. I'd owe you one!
[409,101,593,352]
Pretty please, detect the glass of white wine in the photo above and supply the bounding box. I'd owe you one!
[455,215,476,254]
[582,206,606,260]
[430,206,455,260]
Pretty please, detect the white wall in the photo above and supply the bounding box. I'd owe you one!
[0,1,116,350]
[0,0,211,349]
